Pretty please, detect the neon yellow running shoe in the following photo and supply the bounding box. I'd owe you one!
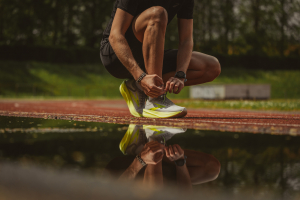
[143,94,187,118]
[143,125,187,144]
[119,79,147,117]
[119,124,147,155]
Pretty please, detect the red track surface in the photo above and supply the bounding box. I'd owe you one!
[0,99,299,135]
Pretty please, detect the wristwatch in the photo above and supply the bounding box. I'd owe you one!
[174,155,187,166]
[174,71,187,82]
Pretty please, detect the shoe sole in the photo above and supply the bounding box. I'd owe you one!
[119,124,136,155]
[119,81,143,118]
[143,108,187,118]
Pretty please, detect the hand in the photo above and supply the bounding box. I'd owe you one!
[139,74,165,98]
[165,77,184,94]
[140,141,165,165]
[164,144,184,162]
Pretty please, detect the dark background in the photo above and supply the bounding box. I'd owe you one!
[0,0,299,68]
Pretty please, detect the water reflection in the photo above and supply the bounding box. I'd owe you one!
[105,125,220,191]
[0,116,300,199]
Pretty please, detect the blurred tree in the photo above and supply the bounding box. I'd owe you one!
[0,0,299,57]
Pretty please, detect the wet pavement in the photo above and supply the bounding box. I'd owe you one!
[0,99,299,135]
[0,116,300,200]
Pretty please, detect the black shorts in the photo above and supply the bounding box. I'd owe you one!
[100,25,178,79]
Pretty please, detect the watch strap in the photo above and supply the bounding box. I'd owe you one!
[174,155,187,166]
[136,72,147,83]
[174,71,187,82]
[136,155,147,167]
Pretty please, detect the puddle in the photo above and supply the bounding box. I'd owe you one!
[0,116,300,199]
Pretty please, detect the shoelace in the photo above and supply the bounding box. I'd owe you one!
[160,93,167,102]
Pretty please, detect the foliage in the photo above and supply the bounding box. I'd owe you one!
[0,0,299,56]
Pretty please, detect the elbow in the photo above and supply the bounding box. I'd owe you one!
[179,39,193,47]
[108,33,115,44]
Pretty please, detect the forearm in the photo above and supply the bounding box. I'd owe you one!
[176,40,193,73]
[143,161,163,187]
[119,158,144,181]
[176,164,192,191]
[109,34,144,80]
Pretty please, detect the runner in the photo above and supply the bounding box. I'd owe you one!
[100,0,221,118]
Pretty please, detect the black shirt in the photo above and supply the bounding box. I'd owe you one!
[102,0,194,40]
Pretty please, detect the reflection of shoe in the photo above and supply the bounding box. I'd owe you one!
[143,94,187,118]
[119,79,147,117]
[119,124,147,155]
[143,125,187,144]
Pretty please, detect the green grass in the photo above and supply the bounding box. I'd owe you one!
[0,61,123,98]
[209,68,300,99]
[0,61,300,100]
[176,99,300,111]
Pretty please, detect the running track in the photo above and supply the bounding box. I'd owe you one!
[0,99,299,135]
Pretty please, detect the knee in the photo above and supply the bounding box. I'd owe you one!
[207,56,221,82]
[206,155,221,181]
[148,6,168,28]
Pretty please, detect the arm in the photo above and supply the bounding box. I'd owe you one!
[164,149,221,185]
[165,144,192,191]
[109,8,143,80]
[177,18,193,75]
[109,9,164,97]
[176,163,193,191]
[119,141,165,181]
[118,157,144,181]
[165,18,193,94]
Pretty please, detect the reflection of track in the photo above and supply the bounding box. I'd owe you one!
[0,99,299,135]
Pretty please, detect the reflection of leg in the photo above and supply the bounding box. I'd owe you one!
[132,6,168,78]
[185,149,220,185]
[162,52,221,86]
[143,161,163,188]
[163,149,220,185]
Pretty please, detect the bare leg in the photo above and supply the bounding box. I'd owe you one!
[132,6,168,78]
[162,52,221,86]
[163,149,221,185]
[143,161,163,188]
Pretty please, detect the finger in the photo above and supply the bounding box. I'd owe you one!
[154,154,164,164]
[149,85,164,92]
[151,143,165,151]
[173,145,179,155]
[169,82,175,93]
[164,147,169,157]
[154,75,164,85]
[173,83,179,94]
[165,81,171,92]
[153,148,164,155]
[169,145,174,156]
[147,141,160,146]
[149,85,165,95]
[175,144,184,154]
[147,90,164,98]
[147,141,159,146]
[174,84,184,94]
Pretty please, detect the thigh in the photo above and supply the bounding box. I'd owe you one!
[100,39,133,79]
[132,6,168,42]
[189,51,219,71]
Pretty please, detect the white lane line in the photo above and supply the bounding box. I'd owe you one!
[194,119,300,127]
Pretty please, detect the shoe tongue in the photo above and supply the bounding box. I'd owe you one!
[149,94,174,106]
[134,81,144,92]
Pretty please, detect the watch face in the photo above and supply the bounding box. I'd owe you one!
[175,71,186,79]
[175,159,185,166]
